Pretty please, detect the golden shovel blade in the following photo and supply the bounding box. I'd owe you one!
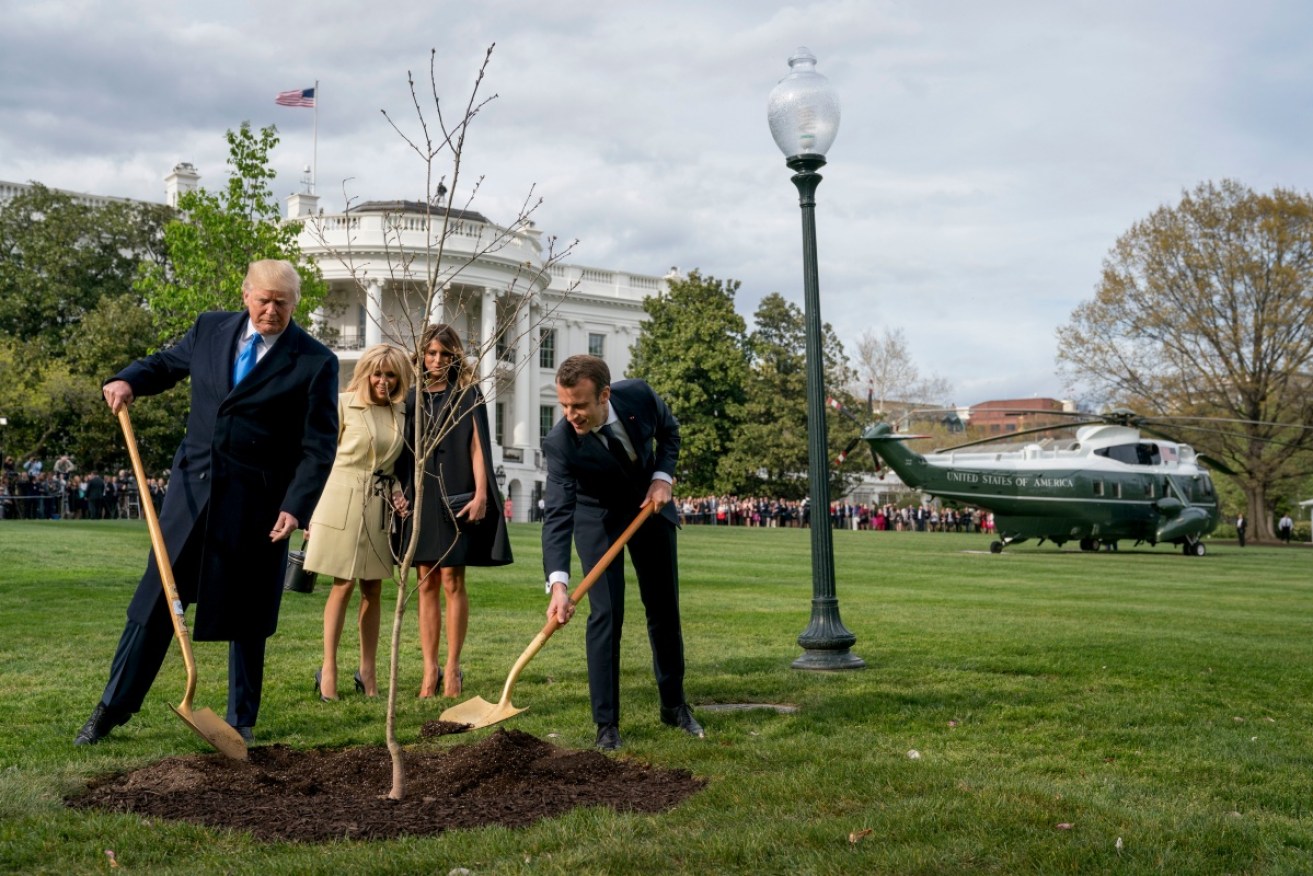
[439,695,528,731]
[171,703,249,761]
[436,504,658,734]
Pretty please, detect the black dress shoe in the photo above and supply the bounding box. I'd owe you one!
[74,703,128,746]
[660,703,705,738]
[595,723,622,752]
[354,670,367,695]
[233,725,254,743]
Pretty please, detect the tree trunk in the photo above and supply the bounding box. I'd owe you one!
[385,571,409,800]
[1245,484,1276,542]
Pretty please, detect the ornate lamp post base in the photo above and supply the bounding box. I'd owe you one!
[793,649,867,671]
[793,596,866,670]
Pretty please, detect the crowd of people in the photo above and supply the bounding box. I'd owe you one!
[677,495,995,533]
[1,455,166,520]
[74,259,702,755]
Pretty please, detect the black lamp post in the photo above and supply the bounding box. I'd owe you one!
[768,47,864,671]
[495,465,506,490]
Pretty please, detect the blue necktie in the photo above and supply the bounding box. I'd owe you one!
[233,334,261,386]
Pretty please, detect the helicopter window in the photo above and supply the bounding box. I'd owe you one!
[1093,444,1142,465]
[1092,480,1104,497]
[1138,443,1161,465]
[1113,482,1123,499]
[1145,481,1155,498]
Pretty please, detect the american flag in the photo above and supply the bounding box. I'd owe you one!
[275,87,316,108]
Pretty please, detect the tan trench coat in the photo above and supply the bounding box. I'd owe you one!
[304,392,405,580]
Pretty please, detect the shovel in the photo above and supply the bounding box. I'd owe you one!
[117,407,248,760]
[441,501,655,730]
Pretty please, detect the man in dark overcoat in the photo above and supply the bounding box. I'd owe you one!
[84,471,105,520]
[542,354,703,752]
[75,259,339,745]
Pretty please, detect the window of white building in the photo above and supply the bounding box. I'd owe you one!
[539,405,556,442]
[539,328,556,369]
[588,332,605,358]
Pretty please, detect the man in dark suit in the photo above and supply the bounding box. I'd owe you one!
[543,354,703,751]
[75,259,339,746]
[84,471,105,520]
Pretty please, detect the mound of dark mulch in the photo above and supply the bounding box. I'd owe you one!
[67,728,706,843]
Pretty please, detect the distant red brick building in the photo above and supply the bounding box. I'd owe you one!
[968,398,1073,435]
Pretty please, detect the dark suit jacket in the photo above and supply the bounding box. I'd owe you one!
[541,379,679,580]
[114,311,339,640]
[84,475,105,502]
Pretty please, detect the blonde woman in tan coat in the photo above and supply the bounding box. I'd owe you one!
[305,344,410,700]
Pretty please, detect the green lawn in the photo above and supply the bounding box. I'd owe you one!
[1,520,1310,874]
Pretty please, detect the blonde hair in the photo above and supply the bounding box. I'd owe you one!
[419,324,477,389]
[243,259,302,300]
[348,344,411,404]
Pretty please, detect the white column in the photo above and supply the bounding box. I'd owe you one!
[428,283,447,326]
[480,287,498,447]
[365,280,383,348]
[512,296,533,448]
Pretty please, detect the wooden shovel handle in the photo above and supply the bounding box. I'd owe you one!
[566,500,655,609]
[493,501,656,707]
[117,406,200,712]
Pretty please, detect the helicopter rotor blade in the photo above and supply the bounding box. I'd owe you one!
[1197,454,1237,476]
[1136,420,1313,452]
[826,396,866,427]
[834,434,864,467]
[933,419,1101,453]
[1137,413,1313,431]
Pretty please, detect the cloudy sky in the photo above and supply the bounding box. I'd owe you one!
[4,0,1310,404]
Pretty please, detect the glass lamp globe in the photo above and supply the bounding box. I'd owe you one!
[767,47,841,159]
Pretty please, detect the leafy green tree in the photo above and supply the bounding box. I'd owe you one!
[0,184,180,468]
[0,185,171,356]
[719,292,859,499]
[135,122,327,342]
[0,302,186,472]
[628,270,749,494]
[1057,180,1313,541]
[70,296,190,472]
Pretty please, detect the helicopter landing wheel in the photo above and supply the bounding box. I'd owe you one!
[1079,538,1097,552]
[990,541,1004,554]
[1183,540,1206,557]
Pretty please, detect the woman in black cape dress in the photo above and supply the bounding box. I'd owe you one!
[394,324,511,698]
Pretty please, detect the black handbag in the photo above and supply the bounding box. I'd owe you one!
[442,491,476,522]
[284,549,318,593]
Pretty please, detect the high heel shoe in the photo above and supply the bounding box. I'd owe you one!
[313,669,334,702]
[443,668,464,698]
[354,670,377,698]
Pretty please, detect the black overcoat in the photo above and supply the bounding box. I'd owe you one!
[114,311,339,640]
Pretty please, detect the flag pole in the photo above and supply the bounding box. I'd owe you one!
[312,80,319,195]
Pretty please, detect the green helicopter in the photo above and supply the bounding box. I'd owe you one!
[858,410,1225,556]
